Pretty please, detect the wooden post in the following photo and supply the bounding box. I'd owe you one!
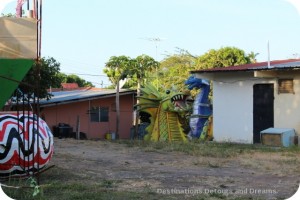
[134,79,141,139]
[116,79,120,137]
[76,115,80,140]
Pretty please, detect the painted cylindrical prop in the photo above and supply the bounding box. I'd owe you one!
[0,112,54,177]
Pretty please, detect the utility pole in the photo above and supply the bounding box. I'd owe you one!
[116,78,120,138]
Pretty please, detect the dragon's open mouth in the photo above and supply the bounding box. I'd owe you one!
[171,94,188,109]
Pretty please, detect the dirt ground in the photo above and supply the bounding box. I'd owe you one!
[49,138,300,199]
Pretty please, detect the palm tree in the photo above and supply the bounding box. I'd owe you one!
[130,55,159,95]
[104,56,130,137]
[130,55,159,138]
[248,51,259,63]
[103,55,159,138]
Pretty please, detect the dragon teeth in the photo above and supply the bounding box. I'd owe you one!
[171,94,185,101]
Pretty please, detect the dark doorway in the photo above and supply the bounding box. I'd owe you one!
[253,84,274,143]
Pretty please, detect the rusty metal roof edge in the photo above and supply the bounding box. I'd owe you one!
[190,63,300,74]
[39,89,136,107]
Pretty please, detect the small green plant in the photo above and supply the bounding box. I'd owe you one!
[27,177,40,197]
[209,191,226,199]
[1,176,42,199]
[100,179,114,188]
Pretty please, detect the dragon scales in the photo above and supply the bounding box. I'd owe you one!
[185,76,213,140]
[136,84,191,142]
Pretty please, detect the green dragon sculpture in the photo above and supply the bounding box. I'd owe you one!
[136,84,192,142]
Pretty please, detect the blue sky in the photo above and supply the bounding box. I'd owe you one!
[2,0,300,87]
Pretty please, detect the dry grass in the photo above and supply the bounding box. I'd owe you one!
[1,138,299,200]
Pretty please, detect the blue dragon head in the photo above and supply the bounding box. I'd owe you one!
[185,76,210,90]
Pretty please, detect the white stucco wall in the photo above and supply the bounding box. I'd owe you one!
[274,74,300,133]
[196,71,300,144]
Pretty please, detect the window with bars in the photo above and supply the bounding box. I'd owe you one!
[89,107,109,122]
[278,79,294,94]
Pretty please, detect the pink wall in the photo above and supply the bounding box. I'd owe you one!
[41,94,135,139]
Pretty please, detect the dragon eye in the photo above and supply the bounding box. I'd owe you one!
[166,90,170,94]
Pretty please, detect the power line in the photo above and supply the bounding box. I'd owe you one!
[45,55,102,68]
[63,73,108,77]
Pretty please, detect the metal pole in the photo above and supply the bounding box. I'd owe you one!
[116,79,120,137]
[267,40,271,68]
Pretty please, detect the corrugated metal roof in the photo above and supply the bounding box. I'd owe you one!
[190,59,300,73]
[39,88,136,107]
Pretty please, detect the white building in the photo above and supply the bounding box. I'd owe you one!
[192,59,300,143]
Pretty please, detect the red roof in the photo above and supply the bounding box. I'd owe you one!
[47,86,102,93]
[61,83,79,89]
[191,59,300,73]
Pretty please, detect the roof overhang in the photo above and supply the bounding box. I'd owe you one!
[39,90,136,108]
[190,59,300,74]
[190,59,300,80]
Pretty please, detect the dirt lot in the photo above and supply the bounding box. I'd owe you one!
[45,138,300,200]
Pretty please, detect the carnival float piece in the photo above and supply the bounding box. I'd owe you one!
[0,112,54,176]
[136,84,191,142]
[185,76,213,140]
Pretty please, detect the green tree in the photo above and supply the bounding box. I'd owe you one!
[248,51,259,63]
[62,73,94,87]
[103,55,158,137]
[104,55,131,136]
[20,57,94,100]
[193,47,258,101]
[130,54,159,91]
[20,57,61,99]
[129,55,159,138]
[103,56,130,87]
[156,50,196,92]
[195,46,256,69]
[52,72,68,88]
